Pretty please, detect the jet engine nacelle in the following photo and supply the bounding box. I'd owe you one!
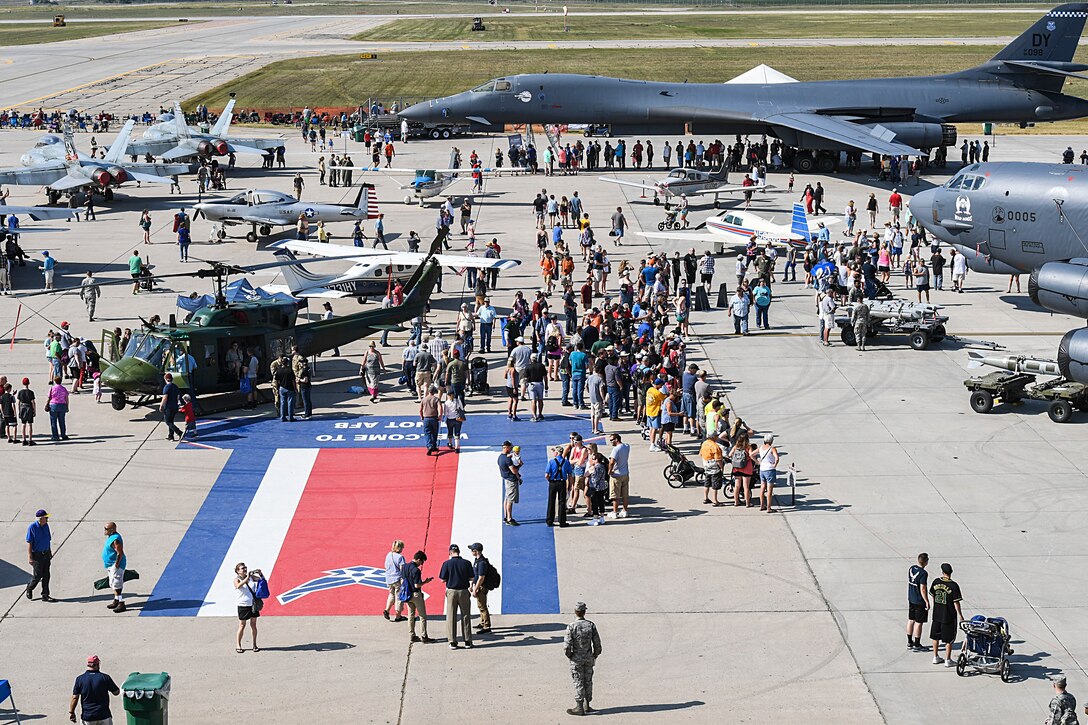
[196,139,228,156]
[91,168,112,187]
[106,167,128,185]
[1058,327,1088,384]
[866,122,957,150]
[1029,260,1088,318]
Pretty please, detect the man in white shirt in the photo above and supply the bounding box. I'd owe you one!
[950,248,968,293]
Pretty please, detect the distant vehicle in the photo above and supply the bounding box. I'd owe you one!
[192,185,380,243]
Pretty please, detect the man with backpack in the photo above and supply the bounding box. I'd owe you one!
[469,542,499,633]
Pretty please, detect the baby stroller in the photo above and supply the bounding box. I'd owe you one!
[469,356,489,394]
[662,443,706,488]
[956,615,1013,682]
[657,208,682,231]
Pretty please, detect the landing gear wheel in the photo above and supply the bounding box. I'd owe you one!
[245,230,258,243]
[405,195,414,205]
[110,392,127,411]
[653,197,660,206]
[909,331,929,350]
[714,200,721,209]
[956,654,967,677]
[430,129,441,140]
[930,324,946,343]
[357,296,367,304]
[216,227,226,241]
[840,326,856,347]
[999,659,1011,683]
[1048,399,1073,423]
[259,225,272,236]
[441,129,452,139]
[970,390,994,414]
[794,153,815,174]
[47,189,60,205]
[816,155,836,173]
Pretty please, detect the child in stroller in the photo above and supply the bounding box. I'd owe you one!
[956,615,1013,681]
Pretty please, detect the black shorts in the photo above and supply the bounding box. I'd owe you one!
[505,387,518,399]
[238,605,260,621]
[131,273,141,280]
[909,603,928,624]
[930,618,956,643]
[662,422,675,432]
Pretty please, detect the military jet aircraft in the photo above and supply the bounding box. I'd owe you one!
[127,99,283,161]
[909,161,1088,275]
[0,120,191,200]
[599,166,768,207]
[267,239,522,299]
[192,184,380,243]
[401,4,1088,172]
[641,202,839,250]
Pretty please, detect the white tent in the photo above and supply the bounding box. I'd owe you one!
[726,64,798,85]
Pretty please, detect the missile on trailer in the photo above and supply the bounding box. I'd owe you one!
[967,350,1062,376]
[861,298,943,321]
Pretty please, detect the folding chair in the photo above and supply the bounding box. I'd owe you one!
[0,679,21,724]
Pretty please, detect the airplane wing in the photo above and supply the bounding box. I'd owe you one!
[160,145,195,161]
[48,174,91,191]
[271,240,386,259]
[684,183,774,197]
[125,170,174,184]
[225,142,266,155]
[0,164,67,186]
[637,230,725,242]
[763,112,921,157]
[0,205,74,221]
[598,177,659,192]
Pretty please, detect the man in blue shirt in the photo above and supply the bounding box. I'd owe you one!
[438,544,475,649]
[681,363,699,436]
[498,441,521,526]
[476,298,497,353]
[70,655,119,724]
[26,508,55,602]
[545,445,572,527]
[569,343,588,409]
[469,542,493,633]
[159,373,183,441]
[102,522,128,613]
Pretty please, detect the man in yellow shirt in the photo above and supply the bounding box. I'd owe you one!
[699,434,725,506]
[644,378,666,452]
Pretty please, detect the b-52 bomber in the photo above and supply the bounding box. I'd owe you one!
[401,4,1088,172]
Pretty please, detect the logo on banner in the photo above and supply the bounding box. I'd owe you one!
[277,565,392,605]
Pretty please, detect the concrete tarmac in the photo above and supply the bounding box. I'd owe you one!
[0,126,1086,723]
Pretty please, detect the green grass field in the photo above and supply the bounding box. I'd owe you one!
[0,19,185,44]
[355,12,1044,42]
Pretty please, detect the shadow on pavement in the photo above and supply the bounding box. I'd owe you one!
[592,700,705,715]
[259,641,356,652]
[0,559,29,590]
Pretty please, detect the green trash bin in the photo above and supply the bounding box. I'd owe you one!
[353,126,364,143]
[122,672,170,725]
[983,122,993,135]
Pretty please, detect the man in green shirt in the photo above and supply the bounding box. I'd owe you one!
[444,349,468,405]
[128,251,143,295]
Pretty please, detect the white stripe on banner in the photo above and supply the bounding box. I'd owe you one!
[450,449,504,614]
[197,448,319,617]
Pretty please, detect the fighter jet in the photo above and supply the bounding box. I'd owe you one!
[268,239,522,299]
[599,165,768,207]
[909,161,1088,275]
[401,4,1088,172]
[192,184,380,243]
[0,120,190,200]
[127,100,283,161]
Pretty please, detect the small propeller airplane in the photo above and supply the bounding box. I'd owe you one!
[127,99,284,161]
[192,184,380,243]
[0,120,191,200]
[350,150,520,206]
[640,201,841,250]
[267,239,522,300]
[599,165,770,208]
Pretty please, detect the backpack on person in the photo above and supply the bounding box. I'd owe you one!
[482,557,501,591]
[398,564,413,603]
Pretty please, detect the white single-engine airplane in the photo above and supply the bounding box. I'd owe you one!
[353,150,520,206]
[641,202,840,250]
[268,239,521,300]
[599,166,770,207]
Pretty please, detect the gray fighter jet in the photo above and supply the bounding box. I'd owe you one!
[400,4,1088,172]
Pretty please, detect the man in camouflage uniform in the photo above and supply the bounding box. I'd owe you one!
[1045,675,1078,725]
[850,301,870,351]
[564,601,602,716]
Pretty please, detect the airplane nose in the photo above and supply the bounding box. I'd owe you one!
[398,101,435,123]
[907,189,934,226]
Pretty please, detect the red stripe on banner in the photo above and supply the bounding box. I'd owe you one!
[265,449,458,616]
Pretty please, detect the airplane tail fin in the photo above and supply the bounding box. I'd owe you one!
[789,202,810,241]
[104,120,136,165]
[990,4,1088,65]
[353,182,380,219]
[210,99,236,139]
[273,249,329,293]
[61,121,79,163]
[173,102,192,141]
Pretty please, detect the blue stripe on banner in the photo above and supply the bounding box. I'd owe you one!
[143,412,585,616]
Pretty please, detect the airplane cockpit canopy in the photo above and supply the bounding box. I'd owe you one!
[227,192,249,205]
[249,190,293,205]
[472,79,512,92]
[34,135,62,148]
[945,173,987,191]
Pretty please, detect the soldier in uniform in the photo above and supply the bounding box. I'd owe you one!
[1045,674,1077,725]
[79,270,100,322]
[850,300,870,351]
[564,601,603,716]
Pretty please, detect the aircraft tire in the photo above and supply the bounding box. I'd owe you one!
[216,228,227,240]
[259,225,272,236]
[816,155,836,173]
[430,129,441,140]
[110,392,127,411]
[441,129,452,139]
[793,153,816,174]
[246,231,258,243]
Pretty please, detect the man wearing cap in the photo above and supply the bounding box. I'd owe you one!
[565,601,603,716]
[469,543,493,633]
[439,544,475,649]
[70,655,119,724]
[102,522,127,613]
[929,563,964,667]
[26,509,55,601]
[41,249,56,290]
[1045,675,1078,725]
